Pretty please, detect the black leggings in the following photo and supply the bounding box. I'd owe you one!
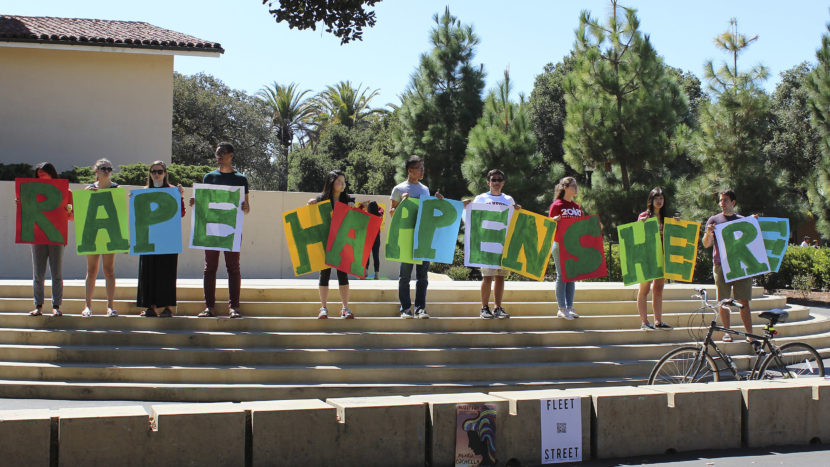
[319,268,349,286]
[365,236,380,272]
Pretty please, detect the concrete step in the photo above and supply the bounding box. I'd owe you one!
[0,280,766,302]
[0,295,790,317]
[0,307,811,333]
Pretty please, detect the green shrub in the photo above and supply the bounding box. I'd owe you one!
[0,163,36,180]
[810,248,830,291]
[447,266,473,281]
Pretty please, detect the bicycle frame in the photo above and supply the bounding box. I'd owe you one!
[698,313,776,380]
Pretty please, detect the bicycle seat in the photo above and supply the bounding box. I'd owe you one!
[759,309,789,325]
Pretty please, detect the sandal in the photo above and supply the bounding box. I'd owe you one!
[197,308,215,318]
[51,309,62,317]
[228,309,242,319]
[722,334,733,343]
[140,308,158,317]
[158,308,173,318]
[29,308,42,316]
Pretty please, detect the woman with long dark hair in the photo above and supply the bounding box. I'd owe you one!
[24,162,73,316]
[137,161,185,317]
[636,187,671,330]
[549,176,582,320]
[308,170,355,319]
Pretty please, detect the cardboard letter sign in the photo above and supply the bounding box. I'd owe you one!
[283,200,332,276]
[130,187,182,255]
[189,183,244,252]
[501,209,556,281]
[715,217,770,282]
[663,218,700,282]
[540,398,582,464]
[73,188,130,255]
[757,217,789,273]
[413,196,464,264]
[15,178,70,245]
[555,215,607,282]
[385,198,422,265]
[617,218,664,286]
[325,202,382,277]
[464,203,513,268]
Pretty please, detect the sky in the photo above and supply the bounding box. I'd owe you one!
[4,1,829,107]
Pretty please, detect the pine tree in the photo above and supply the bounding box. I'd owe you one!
[462,70,563,213]
[395,7,485,198]
[686,18,802,221]
[563,0,687,192]
[807,23,830,238]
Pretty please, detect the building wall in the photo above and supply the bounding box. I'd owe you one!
[0,47,173,172]
[0,181,396,281]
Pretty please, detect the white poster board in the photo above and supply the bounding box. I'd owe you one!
[463,202,513,268]
[540,397,582,464]
[714,217,770,283]
[189,183,244,252]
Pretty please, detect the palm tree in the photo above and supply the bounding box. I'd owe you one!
[256,82,316,190]
[313,81,385,130]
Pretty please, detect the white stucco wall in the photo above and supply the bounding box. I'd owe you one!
[0,46,173,172]
[0,181,397,281]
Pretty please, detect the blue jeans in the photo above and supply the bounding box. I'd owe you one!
[553,242,575,309]
[399,261,429,310]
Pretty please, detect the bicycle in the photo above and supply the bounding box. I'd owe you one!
[648,288,825,384]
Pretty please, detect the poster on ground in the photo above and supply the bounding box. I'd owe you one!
[456,403,497,467]
[189,183,244,252]
[15,178,70,245]
[464,202,513,269]
[540,397,582,464]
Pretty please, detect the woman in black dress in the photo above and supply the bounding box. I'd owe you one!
[137,161,184,317]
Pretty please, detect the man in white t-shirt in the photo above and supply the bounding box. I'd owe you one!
[390,155,443,319]
[471,169,520,319]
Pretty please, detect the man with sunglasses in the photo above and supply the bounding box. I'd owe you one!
[190,142,250,319]
[472,169,519,319]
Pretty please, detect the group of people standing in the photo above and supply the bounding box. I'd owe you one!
[20,146,757,341]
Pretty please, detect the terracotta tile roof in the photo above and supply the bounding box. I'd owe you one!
[0,15,223,53]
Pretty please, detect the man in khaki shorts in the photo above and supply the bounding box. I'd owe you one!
[470,170,520,319]
[701,189,753,342]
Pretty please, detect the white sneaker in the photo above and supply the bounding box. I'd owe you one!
[567,306,580,318]
[81,307,92,317]
[557,309,574,320]
[317,307,328,319]
[106,307,118,317]
[341,306,354,319]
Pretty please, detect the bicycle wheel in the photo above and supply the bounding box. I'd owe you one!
[759,342,826,380]
[648,346,720,384]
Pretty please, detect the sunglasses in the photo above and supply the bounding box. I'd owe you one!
[489,178,505,182]
[98,167,113,172]
[150,169,165,175]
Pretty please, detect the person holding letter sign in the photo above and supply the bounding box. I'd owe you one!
[636,188,671,330]
[81,159,120,317]
[136,161,185,318]
[701,189,753,341]
[549,177,582,320]
[18,162,73,317]
[191,143,250,319]
[308,170,355,319]
[471,169,519,319]
[390,156,443,319]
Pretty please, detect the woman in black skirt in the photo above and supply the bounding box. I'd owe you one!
[137,161,184,317]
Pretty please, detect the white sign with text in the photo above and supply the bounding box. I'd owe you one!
[540,397,582,464]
